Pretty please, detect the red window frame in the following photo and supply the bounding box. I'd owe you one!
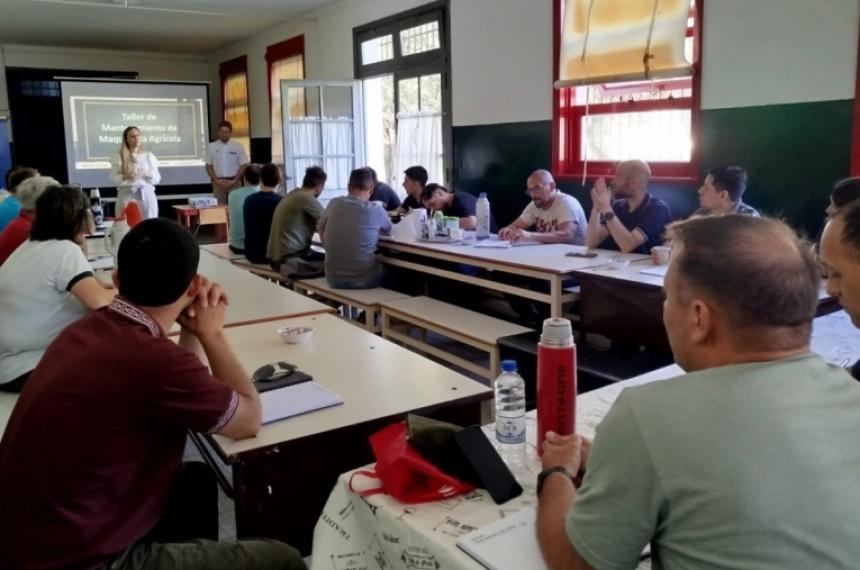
[552,0,704,183]
[851,14,860,176]
[218,55,250,135]
[265,35,305,113]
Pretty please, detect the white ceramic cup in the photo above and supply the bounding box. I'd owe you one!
[651,245,672,265]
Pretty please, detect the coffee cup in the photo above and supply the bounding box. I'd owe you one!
[651,245,672,265]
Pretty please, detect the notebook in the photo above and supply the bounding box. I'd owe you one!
[260,381,343,424]
[474,238,543,249]
[458,507,650,570]
[456,508,547,570]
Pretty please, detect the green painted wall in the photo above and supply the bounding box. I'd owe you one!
[453,98,853,236]
[699,99,853,235]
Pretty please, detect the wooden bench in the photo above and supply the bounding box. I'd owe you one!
[230,259,290,285]
[293,277,411,333]
[380,296,533,382]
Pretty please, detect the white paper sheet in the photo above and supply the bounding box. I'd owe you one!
[260,381,344,424]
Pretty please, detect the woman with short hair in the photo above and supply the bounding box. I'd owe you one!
[0,185,116,392]
[111,126,161,219]
[0,175,60,265]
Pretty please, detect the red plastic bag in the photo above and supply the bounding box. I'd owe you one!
[349,421,474,504]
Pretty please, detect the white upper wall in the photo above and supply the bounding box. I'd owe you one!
[701,0,859,110]
[450,0,553,125]
[208,0,431,136]
[208,0,860,136]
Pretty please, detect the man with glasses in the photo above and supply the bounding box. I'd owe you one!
[498,169,587,245]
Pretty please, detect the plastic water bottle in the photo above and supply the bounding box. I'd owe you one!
[476,192,491,240]
[495,359,526,470]
[89,188,104,228]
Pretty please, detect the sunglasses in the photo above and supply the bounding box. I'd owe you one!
[252,361,299,383]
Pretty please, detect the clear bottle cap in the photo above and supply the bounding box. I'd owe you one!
[501,359,518,372]
[540,318,574,347]
[479,192,487,198]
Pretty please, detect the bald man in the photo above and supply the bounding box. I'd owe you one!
[499,170,587,245]
[819,199,860,380]
[539,215,860,570]
[585,160,672,254]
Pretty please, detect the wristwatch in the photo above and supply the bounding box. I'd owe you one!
[601,211,616,222]
[536,466,575,497]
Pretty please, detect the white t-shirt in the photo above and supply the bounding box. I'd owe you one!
[518,192,588,245]
[110,150,161,187]
[0,240,92,384]
[207,140,249,178]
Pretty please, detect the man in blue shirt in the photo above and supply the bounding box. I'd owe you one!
[242,164,282,264]
[585,160,672,254]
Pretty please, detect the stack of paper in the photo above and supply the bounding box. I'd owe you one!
[260,381,343,424]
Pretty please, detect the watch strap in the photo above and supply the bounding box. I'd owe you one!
[536,466,575,496]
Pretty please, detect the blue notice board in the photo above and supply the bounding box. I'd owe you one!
[0,118,10,181]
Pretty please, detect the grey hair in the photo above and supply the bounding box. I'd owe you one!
[17,176,60,210]
[529,169,555,185]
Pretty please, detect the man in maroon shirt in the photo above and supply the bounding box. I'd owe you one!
[0,219,305,569]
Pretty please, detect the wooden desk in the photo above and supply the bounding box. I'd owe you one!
[173,204,229,242]
[168,253,333,333]
[0,393,17,437]
[377,239,647,318]
[197,314,492,552]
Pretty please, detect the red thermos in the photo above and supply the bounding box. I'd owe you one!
[536,318,577,455]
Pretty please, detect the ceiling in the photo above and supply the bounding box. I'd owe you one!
[0,0,338,54]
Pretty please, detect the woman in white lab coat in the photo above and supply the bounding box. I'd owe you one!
[110,126,161,219]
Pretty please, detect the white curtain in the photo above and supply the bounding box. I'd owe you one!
[286,118,353,197]
[395,111,443,187]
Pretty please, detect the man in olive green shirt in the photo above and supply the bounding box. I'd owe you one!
[267,166,326,279]
[537,215,860,570]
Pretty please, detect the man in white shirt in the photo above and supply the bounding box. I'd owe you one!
[206,121,250,205]
[498,169,587,245]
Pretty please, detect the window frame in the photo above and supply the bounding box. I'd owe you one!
[266,35,306,165]
[218,55,251,151]
[851,14,860,176]
[353,0,452,183]
[551,0,704,183]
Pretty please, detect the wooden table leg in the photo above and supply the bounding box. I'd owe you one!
[550,275,563,319]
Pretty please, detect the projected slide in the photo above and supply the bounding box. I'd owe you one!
[61,81,211,187]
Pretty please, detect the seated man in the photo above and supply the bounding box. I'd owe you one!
[826,177,860,217]
[819,200,860,380]
[0,219,304,569]
[320,168,392,289]
[227,163,262,254]
[694,165,759,216]
[367,166,402,211]
[268,165,327,279]
[537,215,860,570]
[498,169,587,245]
[243,163,283,264]
[585,160,672,254]
[400,165,428,211]
[421,184,492,231]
